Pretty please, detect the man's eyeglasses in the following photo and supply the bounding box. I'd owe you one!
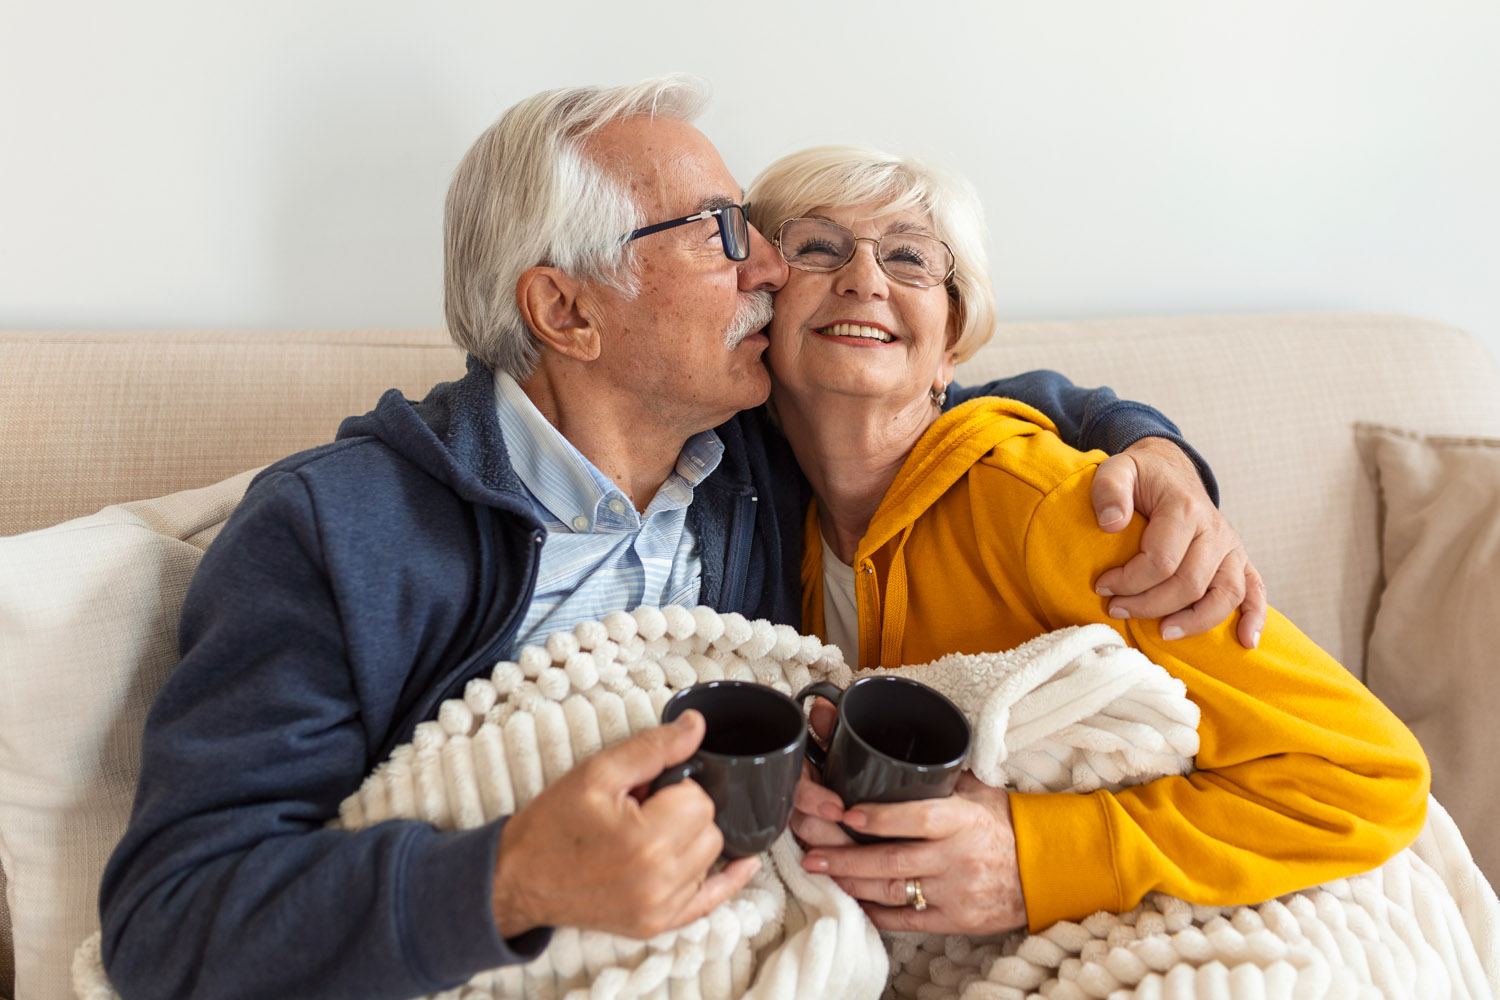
[773,218,956,288]
[626,204,751,261]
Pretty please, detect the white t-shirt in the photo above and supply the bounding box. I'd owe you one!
[820,533,860,667]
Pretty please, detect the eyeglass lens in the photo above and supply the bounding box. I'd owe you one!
[720,206,750,262]
[775,219,951,286]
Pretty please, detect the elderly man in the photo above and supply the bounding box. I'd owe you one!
[99,76,1260,998]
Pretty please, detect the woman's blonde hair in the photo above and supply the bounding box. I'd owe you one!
[746,145,996,363]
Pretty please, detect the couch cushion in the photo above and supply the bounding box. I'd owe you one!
[0,470,254,1000]
[1358,425,1500,886]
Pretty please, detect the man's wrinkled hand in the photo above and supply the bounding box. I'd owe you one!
[1091,437,1267,648]
[490,710,759,939]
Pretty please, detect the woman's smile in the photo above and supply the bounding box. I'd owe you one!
[814,321,896,344]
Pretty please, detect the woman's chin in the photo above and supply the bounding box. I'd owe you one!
[780,377,927,413]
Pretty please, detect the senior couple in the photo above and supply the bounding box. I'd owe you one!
[99,75,1427,998]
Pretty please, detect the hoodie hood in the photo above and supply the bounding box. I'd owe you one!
[861,397,1059,560]
[336,355,537,519]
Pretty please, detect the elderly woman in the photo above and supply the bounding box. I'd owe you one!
[745,147,1430,936]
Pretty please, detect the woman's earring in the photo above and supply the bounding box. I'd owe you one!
[930,382,948,408]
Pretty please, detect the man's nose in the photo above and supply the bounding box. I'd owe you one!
[739,224,788,292]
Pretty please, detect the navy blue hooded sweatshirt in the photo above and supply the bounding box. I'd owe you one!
[99,358,1206,999]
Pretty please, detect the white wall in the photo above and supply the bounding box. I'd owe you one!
[3,0,1497,364]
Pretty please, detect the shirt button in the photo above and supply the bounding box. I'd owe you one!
[571,515,589,531]
[608,498,627,514]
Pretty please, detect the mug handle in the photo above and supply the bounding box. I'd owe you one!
[793,680,844,770]
[648,758,703,795]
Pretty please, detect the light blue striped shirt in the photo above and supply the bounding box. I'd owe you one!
[494,373,724,653]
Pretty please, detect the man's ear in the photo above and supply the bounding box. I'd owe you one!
[516,267,602,362]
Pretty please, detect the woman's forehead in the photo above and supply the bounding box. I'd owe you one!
[806,201,936,235]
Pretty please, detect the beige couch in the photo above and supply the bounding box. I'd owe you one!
[2,315,1498,1000]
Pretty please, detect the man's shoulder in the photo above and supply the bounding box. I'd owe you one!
[250,432,415,500]
[216,436,431,552]
[260,434,378,475]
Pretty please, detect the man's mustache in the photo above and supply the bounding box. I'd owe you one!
[724,292,775,349]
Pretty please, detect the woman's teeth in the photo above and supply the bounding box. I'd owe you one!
[820,323,894,343]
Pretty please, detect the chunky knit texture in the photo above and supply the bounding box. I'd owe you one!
[75,609,1498,999]
[881,795,1499,999]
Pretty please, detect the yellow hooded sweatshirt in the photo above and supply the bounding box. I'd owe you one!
[801,397,1429,932]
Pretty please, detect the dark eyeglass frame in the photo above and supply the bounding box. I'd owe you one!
[772,217,957,288]
[625,204,751,261]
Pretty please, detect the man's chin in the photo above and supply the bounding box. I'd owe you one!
[727,328,770,352]
[728,362,772,410]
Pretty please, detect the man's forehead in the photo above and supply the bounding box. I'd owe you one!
[589,116,740,212]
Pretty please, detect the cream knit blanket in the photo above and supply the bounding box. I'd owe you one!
[75,608,1500,999]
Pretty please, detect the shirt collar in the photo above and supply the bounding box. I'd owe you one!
[494,372,724,530]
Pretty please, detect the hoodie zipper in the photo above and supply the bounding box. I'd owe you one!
[435,526,544,707]
[721,492,756,611]
[377,525,544,760]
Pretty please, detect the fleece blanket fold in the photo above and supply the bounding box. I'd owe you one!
[74,609,1499,999]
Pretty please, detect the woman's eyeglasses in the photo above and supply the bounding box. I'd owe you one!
[773,218,955,288]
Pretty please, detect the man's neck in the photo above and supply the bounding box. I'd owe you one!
[518,366,688,514]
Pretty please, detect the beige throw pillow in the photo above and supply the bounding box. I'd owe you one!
[0,470,255,1000]
[1358,425,1500,887]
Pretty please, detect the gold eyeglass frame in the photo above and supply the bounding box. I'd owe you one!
[772,217,957,288]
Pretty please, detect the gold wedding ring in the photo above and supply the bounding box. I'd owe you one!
[905,877,928,912]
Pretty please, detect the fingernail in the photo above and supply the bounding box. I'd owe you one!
[819,803,843,822]
[844,810,867,830]
[1109,607,1130,620]
[1095,585,1114,597]
[803,854,828,872]
[1251,630,1262,649]
[672,712,697,730]
[1098,507,1125,527]
[1161,625,1184,641]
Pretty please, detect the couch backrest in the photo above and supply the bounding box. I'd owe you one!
[0,330,469,538]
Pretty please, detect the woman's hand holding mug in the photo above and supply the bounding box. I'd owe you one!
[792,676,1028,934]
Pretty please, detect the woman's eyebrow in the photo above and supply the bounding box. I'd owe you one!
[800,213,936,236]
[884,219,936,236]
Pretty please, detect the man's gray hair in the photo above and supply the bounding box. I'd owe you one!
[444,74,711,378]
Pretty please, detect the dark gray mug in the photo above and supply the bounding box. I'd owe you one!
[794,676,971,844]
[651,680,808,858]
